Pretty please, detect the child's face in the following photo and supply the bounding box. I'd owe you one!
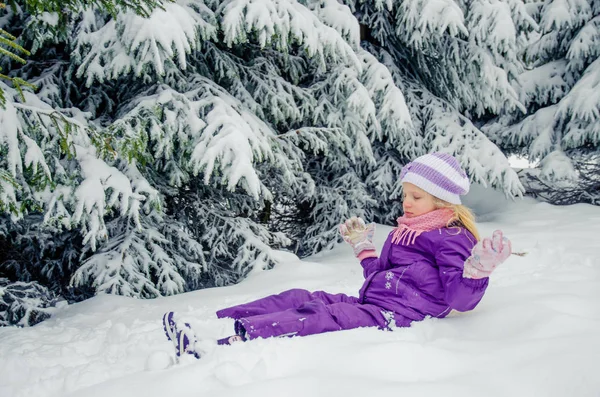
[402,183,437,218]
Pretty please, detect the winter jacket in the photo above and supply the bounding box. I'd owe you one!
[358,226,488,321]
[216,226,488,339]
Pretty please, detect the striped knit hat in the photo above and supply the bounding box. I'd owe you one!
[400,152,470,205]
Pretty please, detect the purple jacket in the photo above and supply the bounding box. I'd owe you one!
[358,226,488,321]
[216,226,489,340]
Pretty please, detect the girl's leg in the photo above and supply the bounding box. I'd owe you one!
[234,300,389,340]
[217,335,246,345]
[216,288,358,320]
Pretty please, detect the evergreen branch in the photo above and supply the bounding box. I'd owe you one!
[0,169,20,217]
[0,29,33,107]
[12,103,84,159]
[16,0,172,18]
[0,29,16,41]
[0,72,37,104]
[0,45,28,65]
[0,33,30,57]
[12,103,86,128]
[0,170,19,189]
[48,113,76,160]
[10,77,37,102]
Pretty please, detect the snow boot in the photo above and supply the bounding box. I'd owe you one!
[162,312,201,359]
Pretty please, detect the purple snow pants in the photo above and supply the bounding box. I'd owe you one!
[216,288,402,340]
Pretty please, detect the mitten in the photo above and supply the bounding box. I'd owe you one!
[339,217,376,257]
[463,230,512,279]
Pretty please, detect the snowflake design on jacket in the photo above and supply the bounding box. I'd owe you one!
[385,271,394,280]
[385,281,392,290]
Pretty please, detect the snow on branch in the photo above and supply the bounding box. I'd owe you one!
[72,213,205,298]
[558,57,600,124]
[277,127,348,157]
[396,0,468,49]
[196,199,290,283]
[218,0,360,69]
[357,49,412,142]
[537,149,577,180]
[515,60,570,108]
[113,80,275,200]
[308,0,361,49]
[73,225,163,298]
[189,85,274,199]
[539,0,591,33]
[566,15,600,72]
[425,101,524,197]
[485,105,557,159]
[466,47,525,115]
[0,83,157,249]
[0,97,25,179]
[74,3,217,85]
[204,44,313,126]
[469,0,517,55]
[71,145,156,249]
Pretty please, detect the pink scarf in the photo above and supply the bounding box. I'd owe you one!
[391,208,455,245]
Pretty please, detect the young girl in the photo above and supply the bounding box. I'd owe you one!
[162,152,512,358]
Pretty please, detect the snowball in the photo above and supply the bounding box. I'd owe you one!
[144,350,173,371]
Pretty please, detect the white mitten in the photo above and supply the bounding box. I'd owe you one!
[339,217,376,257]
[463,230,512,279]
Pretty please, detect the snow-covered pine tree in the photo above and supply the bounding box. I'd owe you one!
[0,277,58,326]
[484,0,600,204]
[0,25,34,108]
[344,0,535,222]
[0,0,178,311]
[2,0,416,309]
[1,0,547,324]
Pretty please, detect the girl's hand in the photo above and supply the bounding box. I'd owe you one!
[463,230,512,279]
[339,217,376,257]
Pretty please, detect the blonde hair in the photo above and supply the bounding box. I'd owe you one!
[434,199,480,241]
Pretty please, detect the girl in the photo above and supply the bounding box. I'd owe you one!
[162,152,512,358]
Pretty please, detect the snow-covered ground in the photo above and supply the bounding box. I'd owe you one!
[1,193,600,397]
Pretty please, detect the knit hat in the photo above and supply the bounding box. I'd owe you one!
[399,152,470,204]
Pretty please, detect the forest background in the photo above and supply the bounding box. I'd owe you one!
[0,0,598,326]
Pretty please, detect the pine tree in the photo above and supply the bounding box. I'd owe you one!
[484,0,600,196]
[1,0,539,325]
[341,0,536,221]
[1,0,412,305]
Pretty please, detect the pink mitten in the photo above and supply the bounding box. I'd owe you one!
[339,217,376,257]
[463,230,512,279]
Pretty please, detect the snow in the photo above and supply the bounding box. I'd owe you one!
[219,0,359,69]
[1,192,600,397]
[469,0,516,53]
[507,155,535,169]
[516,60,569,107]
[559,56,600,122]
[0,97,23,177]
[310,0,361,49]
[541,0,591,33]
[418,0,468,38]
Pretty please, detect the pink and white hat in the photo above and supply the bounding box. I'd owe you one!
[399,152,470,204]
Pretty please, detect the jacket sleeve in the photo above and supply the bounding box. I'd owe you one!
[359,234,392,279]
[360,256,387,279]
[435,230,489,312]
